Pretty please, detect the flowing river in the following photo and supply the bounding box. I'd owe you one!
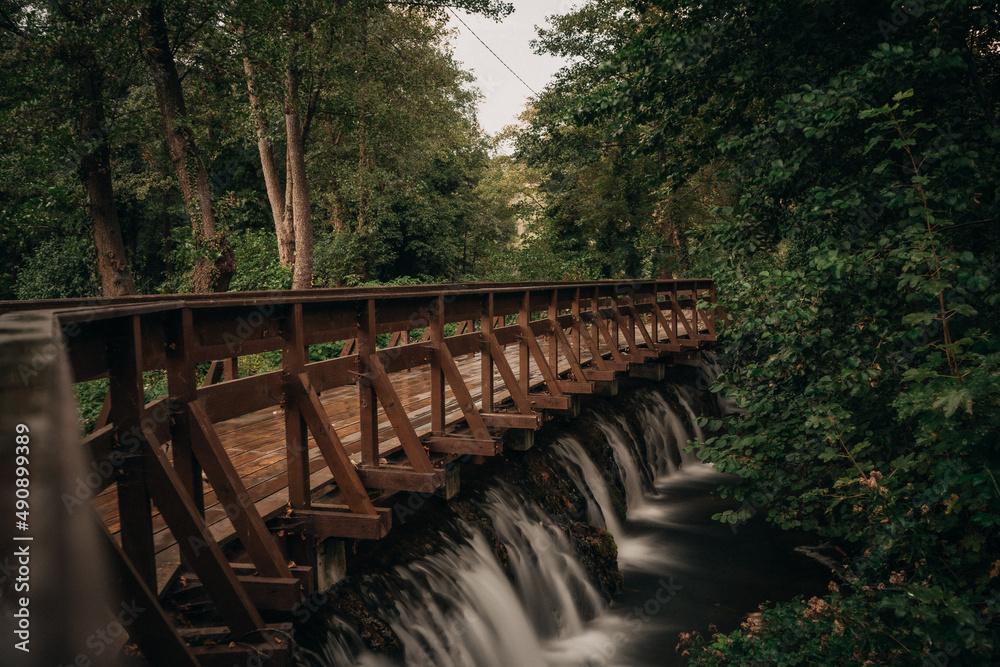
[295,355,831,667]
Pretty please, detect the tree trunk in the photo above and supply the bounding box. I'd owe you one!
[283,150,296,265]
[243,55,295,266]
[285,63,313,289]
[78,66,136,297]
[142,0,234,292]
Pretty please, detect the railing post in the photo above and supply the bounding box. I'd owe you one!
[481,292,494,413]
[572,287,582,362]
[672,284,679,341]
[282,303,311,510]
[519,291,530,394]
[431,294,446,434]
[108,315,157,591]
[165,307,203,515]
[592,287,602,355]
[548,289,559,377]
[358,299,379,466]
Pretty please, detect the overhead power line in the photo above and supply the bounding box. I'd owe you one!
[448,8,538,96]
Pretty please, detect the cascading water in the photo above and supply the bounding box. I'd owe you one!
[300,361,830,667]
[595,418,646,510]
[480,482,603,638]
[549,437,623,535]
[365,528,545,667]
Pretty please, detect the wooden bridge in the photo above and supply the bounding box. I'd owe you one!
[0,279,717,666]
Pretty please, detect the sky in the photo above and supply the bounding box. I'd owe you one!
[446,1,576,138]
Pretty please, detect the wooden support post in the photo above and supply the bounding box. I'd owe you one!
[519,292,530,394]
[93,514,199,667]
[285,372,378,515]
[481,294,494,413]
[548,290,559,377]
[166,308,203,515]
[572,288,582,363]
[358,299,379,467]
[188,400,293,580]
[282,303,311,511]
[591,288,604,356]
[107,315,157,592]
[430,295,445,434]
[141,427,266,636]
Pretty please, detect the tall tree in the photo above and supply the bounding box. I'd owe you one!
[140,0,234,292]
[1,0,136,297]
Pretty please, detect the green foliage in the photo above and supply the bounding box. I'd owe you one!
[538,0,1000,663]
[227,228,292,292]
[1,0,523,297]
[14,236,100,299]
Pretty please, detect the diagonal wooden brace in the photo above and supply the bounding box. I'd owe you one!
[546,319,589,383]
[486,332,536,416]
[439,340,492,440]
[364,354,436,474]
[518,324,565,397]
[589,311,628,364]
[92,510,200,667]
[283,371,377,515]
[140,427,265,637]
[622,305,657,351]
[651,298,680,347]
[573,317,609,371]
[608,305,641,356]
[668,295,700,341]
[189,399,292,581]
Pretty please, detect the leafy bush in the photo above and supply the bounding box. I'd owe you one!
[14,236,100,299]
[227,228,292,292]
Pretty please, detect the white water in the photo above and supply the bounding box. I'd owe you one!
[549,437,623,535]
[596,418,646,510]
[481,482,604,639]
[309,371,742,667]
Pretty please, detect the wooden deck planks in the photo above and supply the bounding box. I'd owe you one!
[91,320,669,592]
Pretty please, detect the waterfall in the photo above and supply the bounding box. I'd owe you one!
[633,389,692,475]
[299,362,720,667]
[295,618,394,667]
[480,482,603,638]
[595,418,646,510]
[355,479,607,667]
[549,437,623,535]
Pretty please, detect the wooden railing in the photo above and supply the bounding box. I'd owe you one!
[0,279,717,666]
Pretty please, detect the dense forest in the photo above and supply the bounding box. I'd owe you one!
[4,0,1000,664]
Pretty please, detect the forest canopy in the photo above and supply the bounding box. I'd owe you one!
[517,0,999,664]
[0,0,535,297]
